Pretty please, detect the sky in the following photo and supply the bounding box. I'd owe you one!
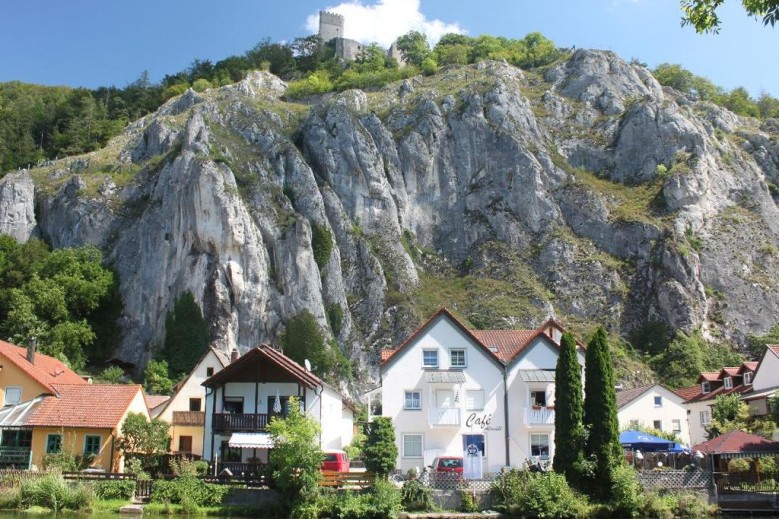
[0,0,776,97]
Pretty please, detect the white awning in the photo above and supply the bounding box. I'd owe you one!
[228,432,274,449]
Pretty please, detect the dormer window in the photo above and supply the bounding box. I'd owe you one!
[744,372,752,385]
[724,377,733,389]
[701,381,710,394]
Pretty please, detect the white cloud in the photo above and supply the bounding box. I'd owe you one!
[304,0,465,48]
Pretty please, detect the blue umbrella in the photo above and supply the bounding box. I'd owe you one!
[620,430,675,452]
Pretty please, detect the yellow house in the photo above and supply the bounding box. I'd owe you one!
[25,384,149,471]
[153,348,229,457]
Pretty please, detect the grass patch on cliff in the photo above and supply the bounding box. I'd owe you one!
[568,169,666,225]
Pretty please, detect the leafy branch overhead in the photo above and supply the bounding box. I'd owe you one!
[681,0,779,33]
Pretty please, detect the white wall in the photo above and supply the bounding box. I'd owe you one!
[752,351,779,392]
[685,399,713,447]
[618,386,691,446]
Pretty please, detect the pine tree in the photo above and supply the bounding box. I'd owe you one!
[553,332,584,488]
[582,326,622,501]
[363,417,398,477]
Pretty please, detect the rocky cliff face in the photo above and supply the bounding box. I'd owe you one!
[1,50,777,383]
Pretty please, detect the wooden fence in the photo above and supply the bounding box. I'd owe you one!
[320,470,374,489]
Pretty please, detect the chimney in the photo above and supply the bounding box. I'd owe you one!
[230,348,240,363]
[27,337,36,364]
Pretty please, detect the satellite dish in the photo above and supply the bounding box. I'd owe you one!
[304,359,312,372]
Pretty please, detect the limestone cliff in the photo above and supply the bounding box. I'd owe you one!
[1,50,777,383]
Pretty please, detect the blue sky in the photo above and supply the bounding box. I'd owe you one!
[0,0,776,97]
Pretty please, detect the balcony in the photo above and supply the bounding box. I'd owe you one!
[525,407,555,425]
[429,407,461,427]
[173,411,205,426]
[213,413,269,432]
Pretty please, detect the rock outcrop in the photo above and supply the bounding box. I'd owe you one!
[0,54,777,382]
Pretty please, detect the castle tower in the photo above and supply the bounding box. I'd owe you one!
[318,11,344,42]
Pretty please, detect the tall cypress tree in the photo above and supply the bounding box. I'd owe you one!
[553,332,584,488]
[582,326,622,501]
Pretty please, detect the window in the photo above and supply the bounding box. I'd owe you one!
[404,391,421,410]
[206,367,214,377]
[531,391,547,407]
[223,396,244,414]
[463,434,485,457]
[629,419,640,428]
[700,411,711,425]
[654,396,663,407]
[423,350,438,368]
[530,434,550,459]
[267,395,304,417]
[189,398,202,411]
[179,436,193,453]
[84,435,101,456]
[1,429,31,449]
[672,419,682,433]
[724,377,733,389]
[220,441,241,462]
[46,434,62,454]
[466,390,484,411]
[701,382,710,394]
[403,434,423,458]
[653,420,663,431]
[744,372,752,385]
[4,387,22,406]
[450,349,466,368]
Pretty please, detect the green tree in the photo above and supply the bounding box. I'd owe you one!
[100,365,125,383]
[582,326,621,501]
[681,0,779,33]
[163,292,210,376]
[650,330,704,388]
[395,30,431,67]
[267,396,322,505]
[363,416,398,477]
[553,332,585,488]
[706,393,751,438]
[280,310,351,382]
[747,323,779,359]
[117,412,171,455]
[144,359,174,395]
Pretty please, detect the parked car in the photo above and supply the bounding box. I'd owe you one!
[430,456,464,485]
[321,450,350,472]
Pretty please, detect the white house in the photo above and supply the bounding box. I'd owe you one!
[616,384,691,446]
[153,347,230,456]
[379,308,584,475]
[202,345,354,474]
[742,347,779,416]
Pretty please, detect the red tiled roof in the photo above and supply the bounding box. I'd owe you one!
[684,382,751,403]
[674,385,703,402]
[693,430,779,455]
[145,394,170,410]
[740,361,758,373]
[471,329,538,363]
[379,349,396,362]
[769,345,779,356]
[697,372,720,383]
[616,385,653,409]
[27,384,143,428]
[721,367,740,377]
[0,340,87,395]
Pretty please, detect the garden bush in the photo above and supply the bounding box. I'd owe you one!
[150,476,229,507]
[401,478,432,511]
[313,480,401,519]
[94,479,136,500]
[516,472,587,519]
[609,464,644,517]
[17,473,93,512]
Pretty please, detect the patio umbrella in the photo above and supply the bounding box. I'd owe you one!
[273,389,282,413]
[620,430,675,452]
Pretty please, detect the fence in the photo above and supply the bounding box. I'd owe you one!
[637,469,712,492]
[0,469,49,488]
[714,472,779,495]
[321,471,374,489]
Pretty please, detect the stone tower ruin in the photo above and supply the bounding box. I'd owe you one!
[318,11,344,42]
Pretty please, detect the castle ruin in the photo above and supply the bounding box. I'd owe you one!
[318,10,402,66]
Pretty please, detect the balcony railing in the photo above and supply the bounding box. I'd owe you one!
[0,447,31,468]
[429,407,461,426]
[173,411,205,426]
[525,407,555,425]
[212,413,269,432]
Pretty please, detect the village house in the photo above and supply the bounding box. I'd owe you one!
[152,347,230,457]
[202,344,354,475]
[616,384,691,446]
[379,308,585,475]
[0,339,148,470]
[741,345,779,417]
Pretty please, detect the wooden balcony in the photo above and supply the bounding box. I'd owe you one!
[173,411,205,426]
[525,406,555,425]
[212,413,269,432]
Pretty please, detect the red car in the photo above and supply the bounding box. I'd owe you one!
[431,456,463,473]
[321,450,350,472]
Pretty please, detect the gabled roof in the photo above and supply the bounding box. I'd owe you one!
[697,372,720,383]
[154,347,229,416]
[0,340,87,395]
[202,344,322,389]
[616,385,654,409]
[674,385,703,402]
[683,381,751,403]
[739,361,758,374]
[379,308,505,369]
[145,394,171,411]
[380,308,581,368]
[26,384,144,429]
[769,345,779,356]
[720,367,740,378]
[693,430,779,455]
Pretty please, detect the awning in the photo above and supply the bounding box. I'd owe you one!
[228,432,274,449]
[425,371,466,383]
[519,370,556,383]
